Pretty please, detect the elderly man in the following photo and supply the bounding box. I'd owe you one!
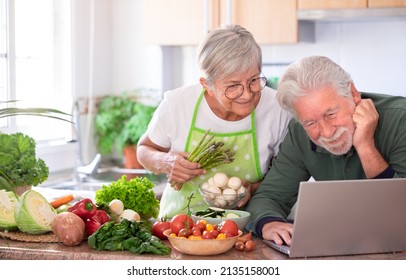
[245,56,406,246]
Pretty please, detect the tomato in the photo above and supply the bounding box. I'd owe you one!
[195,220,207,231]
[178,228,191,238]
[191,227,202,236]
[188,235,203,240]
[205,223,215,232]
[218,220,239,237]
[152,220,171,240]
[170,214,194,235]
[209,229,219,238]
[202,230,214,239]
[216,233,227,239]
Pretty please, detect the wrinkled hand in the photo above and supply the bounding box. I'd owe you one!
[262,221,293,245]
[165,152,205,188]
[237,181,261,208]
[352,98,379,151]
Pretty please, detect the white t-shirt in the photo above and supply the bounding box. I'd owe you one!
[146,83,292,176]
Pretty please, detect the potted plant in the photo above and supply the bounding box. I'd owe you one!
[94,93,157,169]
[0,100,72,195]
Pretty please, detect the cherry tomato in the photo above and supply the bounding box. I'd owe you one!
[178,228,191,238]
[170,214,194,235]
[202,230,214,239]
[195,219,207,231]
[209,229,219,238]
[188,235,203,240]
[205,223,215,232]
[218,220,239,237]
[216,233,227,239]
[152,220,171,240]
[191,227,202,236]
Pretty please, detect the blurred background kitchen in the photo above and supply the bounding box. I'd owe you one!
[1,0,406,182]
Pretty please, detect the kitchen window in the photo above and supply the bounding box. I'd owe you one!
[1,0,73,142]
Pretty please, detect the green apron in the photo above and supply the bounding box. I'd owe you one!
[158,89,262,218]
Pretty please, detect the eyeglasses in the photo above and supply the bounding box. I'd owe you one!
[223,76,268,100]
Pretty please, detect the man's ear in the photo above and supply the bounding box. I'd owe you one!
[350,82,362,104]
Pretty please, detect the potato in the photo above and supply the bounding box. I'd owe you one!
[52,212,85,246]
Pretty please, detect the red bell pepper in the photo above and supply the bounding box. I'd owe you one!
[68,198,97,220]
[85,209,110,236]
[85,218,101,236]
[93,209,110,225]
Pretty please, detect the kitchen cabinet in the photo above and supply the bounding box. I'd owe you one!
[143,0,297,45]
[298,0,368,10]
[219,0,297,44]
[298,0,406,21]
[143,0,219,46]
[368,0,406,8]
[298,0,406,9]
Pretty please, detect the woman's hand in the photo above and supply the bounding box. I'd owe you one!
[165,152,206,190]
[237,180,261,208]
[137,135,205,189]
[262,221,293,245]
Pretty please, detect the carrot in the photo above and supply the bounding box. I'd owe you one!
[50,194,75,209]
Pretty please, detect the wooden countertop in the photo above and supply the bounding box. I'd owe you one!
[1,234,406,260]
[3,187,405,260]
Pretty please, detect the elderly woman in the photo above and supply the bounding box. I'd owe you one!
[137,25,291,218]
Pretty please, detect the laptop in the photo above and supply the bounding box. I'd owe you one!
[263,178,406,258]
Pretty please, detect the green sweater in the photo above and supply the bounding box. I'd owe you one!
[245,92,406,236]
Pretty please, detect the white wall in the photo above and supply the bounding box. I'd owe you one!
[72,0,163,164]
[74,2,406,100]
[179,19,406,97]
[72,0,162,98]
[110,0,162,94]
[262,19,406,97]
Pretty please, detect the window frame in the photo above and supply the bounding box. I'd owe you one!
[1,0,77,173]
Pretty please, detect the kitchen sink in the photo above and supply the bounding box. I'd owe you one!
[40,167,167,199]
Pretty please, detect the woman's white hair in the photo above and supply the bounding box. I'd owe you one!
[197,25,262,83]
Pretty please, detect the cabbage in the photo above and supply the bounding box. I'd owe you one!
[0,190,19,230]
[15,190,57,234]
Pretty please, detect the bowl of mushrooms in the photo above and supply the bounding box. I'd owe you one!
[199,172,247,209]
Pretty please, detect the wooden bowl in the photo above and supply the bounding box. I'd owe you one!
[163,229,242,256]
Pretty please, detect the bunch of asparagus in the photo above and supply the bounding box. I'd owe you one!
[170,130,235,190]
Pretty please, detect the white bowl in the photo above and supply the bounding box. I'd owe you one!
[191,209,250,230]
[199,186,247,209]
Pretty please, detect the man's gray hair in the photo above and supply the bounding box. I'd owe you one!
[277,56,353,114]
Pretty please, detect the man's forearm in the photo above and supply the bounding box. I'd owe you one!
[356,144,389,178]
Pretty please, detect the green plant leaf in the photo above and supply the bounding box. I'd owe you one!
[0,101,73,123]
[94,93,157,155]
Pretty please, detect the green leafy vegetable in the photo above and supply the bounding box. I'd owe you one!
[0,132,49,188]
[0,190,19,230]
[95,175,159,219]
[88,219,170,255]
[15,190,57,234]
